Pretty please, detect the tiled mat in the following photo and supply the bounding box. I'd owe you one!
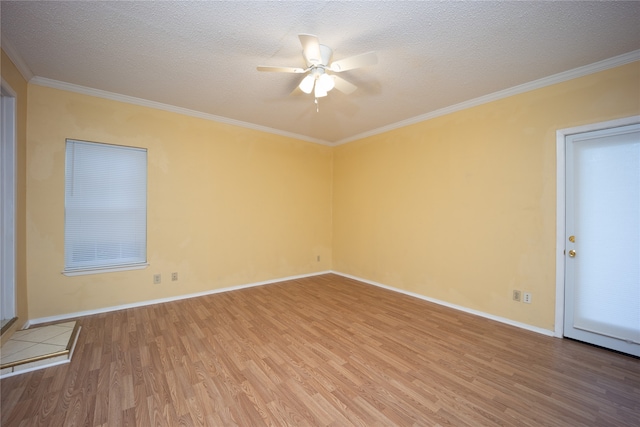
[0,321,80,378]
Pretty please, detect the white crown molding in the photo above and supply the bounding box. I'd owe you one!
[16,46,640,148]
[331,271,555,337]
[335,49,640,146]
[29,76,333,147]
[26,270,332,326]
[0,34,34,82]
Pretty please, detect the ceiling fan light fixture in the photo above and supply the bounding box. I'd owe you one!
[318,73,335,92]
[314,83,328,98]
[299,75,315,94]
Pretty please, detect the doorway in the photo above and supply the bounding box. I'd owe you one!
[1,81,17,332]
[556,117,640,357]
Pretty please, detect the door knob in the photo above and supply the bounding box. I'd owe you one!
[569,249,576,258]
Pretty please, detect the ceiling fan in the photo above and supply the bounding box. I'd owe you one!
[257,34,377,99]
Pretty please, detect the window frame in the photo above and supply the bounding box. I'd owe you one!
[62,139,148,276]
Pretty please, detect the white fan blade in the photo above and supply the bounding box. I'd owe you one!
[299,34,322,65]
[330,51,377,72]
[333,76,357,94]
[290,85,305,96]
[257,66,306,73]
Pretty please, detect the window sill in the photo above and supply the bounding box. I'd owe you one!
[62,263,149,277]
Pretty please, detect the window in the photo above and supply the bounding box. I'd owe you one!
[64,139,147,275]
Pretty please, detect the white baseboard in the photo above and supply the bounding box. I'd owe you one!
[28,270,332,326]
[331,271,555,337]
[28,270,555,338]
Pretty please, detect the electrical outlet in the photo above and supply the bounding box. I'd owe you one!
[523,292,532,304]
[153,274,161,284]
[317,255,320,262]
[513,290,521,302]
[171,272,178,281]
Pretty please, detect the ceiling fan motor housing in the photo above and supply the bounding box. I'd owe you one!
[305,44,333,67]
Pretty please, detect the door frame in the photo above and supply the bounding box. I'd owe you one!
[555,115,640,338]
[1,79,17,330]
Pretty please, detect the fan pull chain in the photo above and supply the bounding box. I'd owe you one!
[315,97,319,113]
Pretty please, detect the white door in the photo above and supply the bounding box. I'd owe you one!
[1,84,17,331]
[564,123,640,357]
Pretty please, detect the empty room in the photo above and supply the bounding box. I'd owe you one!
[1,1,639,426]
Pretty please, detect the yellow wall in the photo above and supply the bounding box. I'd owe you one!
[26,85,332,319]
[333,62,640,331]
[1,50,29,334]
[15,54,640,331]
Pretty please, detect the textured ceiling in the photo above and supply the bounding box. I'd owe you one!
[2,1,639,144]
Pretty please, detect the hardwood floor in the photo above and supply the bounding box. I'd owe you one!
[1,273,638,426]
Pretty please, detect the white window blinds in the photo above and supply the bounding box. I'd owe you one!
[64,139,147,273]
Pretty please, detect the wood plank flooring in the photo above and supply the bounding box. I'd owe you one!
[1,273,638,426]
